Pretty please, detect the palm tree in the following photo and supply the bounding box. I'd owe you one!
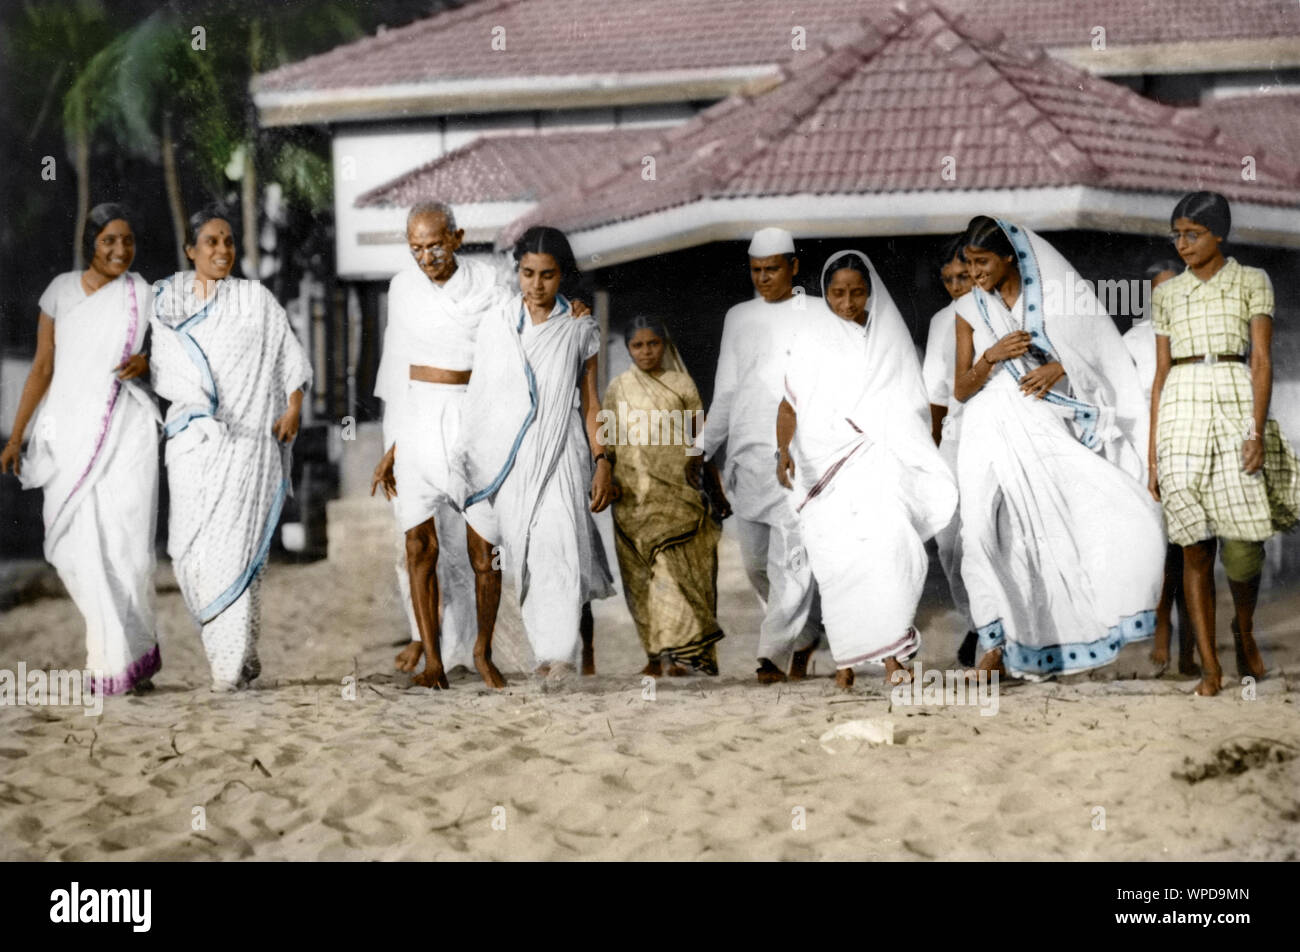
[65,10,230,270]
[5,0,114,269]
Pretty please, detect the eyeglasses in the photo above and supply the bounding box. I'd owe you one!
[1169,229,1209,244]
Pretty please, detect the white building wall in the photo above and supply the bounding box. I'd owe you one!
[333,104,698,279]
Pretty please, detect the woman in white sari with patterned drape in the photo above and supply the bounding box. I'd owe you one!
[953,216,1164,680]
[150,206,311,693]
[778,251,956,689]
[2,204,161,694]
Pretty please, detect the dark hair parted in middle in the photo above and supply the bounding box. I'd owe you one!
[512,225,585,301]
[622,313,669,346]
[83,202,135,263]
[821,252,873,299]
[185,203,235,248]
[1170,191,1231,239]
[961,215,1015,260]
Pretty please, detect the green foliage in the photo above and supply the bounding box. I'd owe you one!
[270,141,334,213]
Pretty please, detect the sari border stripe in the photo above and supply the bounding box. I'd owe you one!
[196,476,288,624]
[976,609,1157,677]
[49,278,140,533]
[462,296,567,509]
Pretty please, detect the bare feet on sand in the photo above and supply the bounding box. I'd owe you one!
[666,661,690,677]
[756,658,787,684]
[412,665,450,690]
[1193,667,1225,697]
[395,642,423,672]
[788,647,814,680]
[884,656,912,684]
[977,646,1005,677]
[474,648,507,689]
[641,657,663,677]
[834,668,855,692]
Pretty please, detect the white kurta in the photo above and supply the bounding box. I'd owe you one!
[151,274,311,688]
[696,293,820,663]
[954,223,1163,679]
[21,271,161,693]
[785,255,957,667]
[454,295,614,666]
[921,300,971,624]
[375,260,504,667]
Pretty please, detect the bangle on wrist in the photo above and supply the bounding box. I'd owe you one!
[593,452,611,466]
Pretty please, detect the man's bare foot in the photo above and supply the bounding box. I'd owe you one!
[884,656,912,684]
[834,668,855,692]
[666,661,690,677]
[641,657,663,677]
[977,647,1005,676]
[1193,669,1224,697]
[473,649,507,689]
[1178,657,1201,677]
[789,647,814,681]
[756,658,787,684]
[1148,646,1169,676]
[395,642,423,672]
[412,665,449,690]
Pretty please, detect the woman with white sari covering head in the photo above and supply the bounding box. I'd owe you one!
[604,316,725,677]
[452,226,616,683]
[2,203,161,695]
[150,205,311,693]
[777,251,957,690]
[952,216,1165,680]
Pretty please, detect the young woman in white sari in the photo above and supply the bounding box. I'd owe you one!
[777,251,957,689]
[953,216,1165,679]
[150,206,311,693]
[2,204,161,695]
[453,226,615,682]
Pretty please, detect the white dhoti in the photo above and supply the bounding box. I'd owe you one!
[731,508,819,666]
[933,426,972,624]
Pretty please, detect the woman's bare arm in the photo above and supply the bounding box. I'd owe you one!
[579,355,615,511]
[1,314,56,475]
[1148,334,1171,500]
[1244,315,1272,475]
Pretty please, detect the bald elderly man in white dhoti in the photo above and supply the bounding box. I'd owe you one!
[691,228,823,683]
[371,203,508,690]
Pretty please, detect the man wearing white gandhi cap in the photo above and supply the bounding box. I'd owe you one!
[690,227,824,682]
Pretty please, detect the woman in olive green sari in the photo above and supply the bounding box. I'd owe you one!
[604,316,726,675]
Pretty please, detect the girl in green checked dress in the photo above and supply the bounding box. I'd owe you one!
[1149,191,1300,697]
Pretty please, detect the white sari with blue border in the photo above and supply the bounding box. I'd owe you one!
[955,223,1163,679]
[150,274,311,637]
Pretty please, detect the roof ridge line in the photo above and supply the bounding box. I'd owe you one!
[935,4,1106,184]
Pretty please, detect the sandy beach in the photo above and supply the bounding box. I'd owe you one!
[1,500,1298,862]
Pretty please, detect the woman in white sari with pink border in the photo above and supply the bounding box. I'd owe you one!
[2,204,161,694]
